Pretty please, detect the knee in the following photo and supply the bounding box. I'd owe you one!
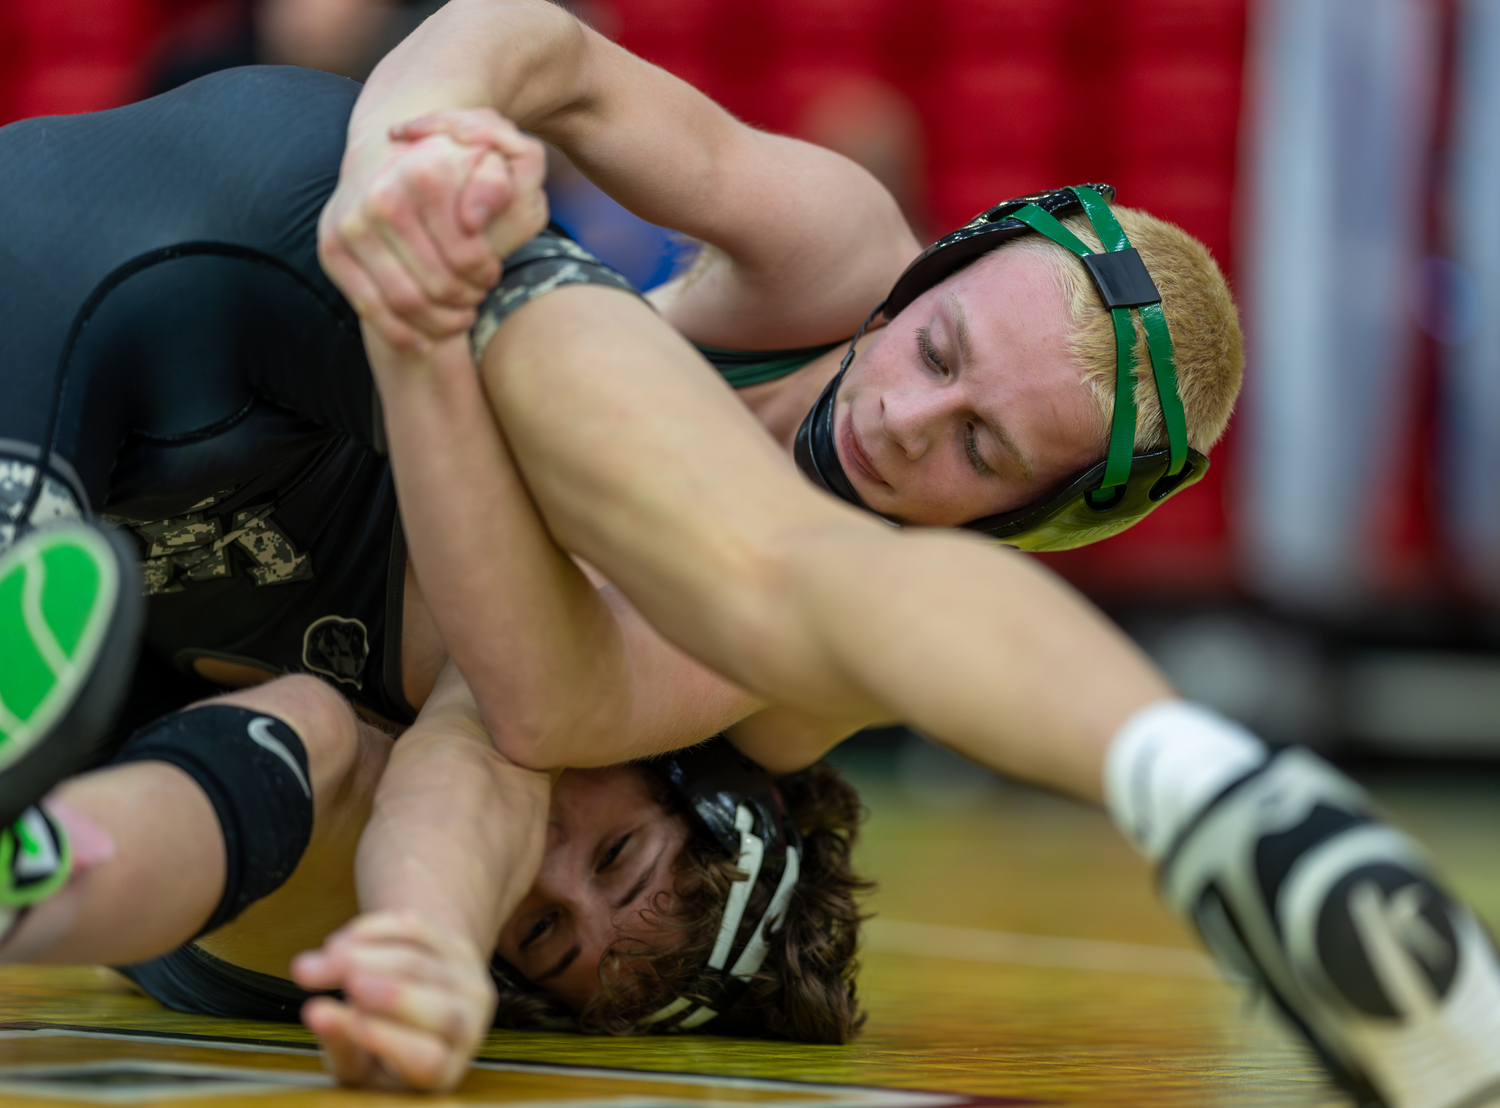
[109,684,341,937]
[210,675,362,802]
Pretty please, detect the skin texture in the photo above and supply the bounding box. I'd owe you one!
[321,0,917,354]
[316,0,1180,790]
[328,110,1168,797]
[300,0,1177,1088]
[365,322,766,769]
[834,251,1104,525]
[0,671,683,1091]
[470,286,1172,800]
[0,670,547,1093]
[495,766,690,1010]
[7,676,376,969]
[321,3,1117,774]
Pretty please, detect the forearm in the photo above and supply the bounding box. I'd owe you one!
[357,695,548,954]
[726,706,875,776]
[369,329,629,758]
[349,0,916,346]
[347,0,587,165]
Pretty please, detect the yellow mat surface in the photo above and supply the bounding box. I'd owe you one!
[0,762,1493,1107]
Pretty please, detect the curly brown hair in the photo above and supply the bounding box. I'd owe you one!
[491,760,872,1042]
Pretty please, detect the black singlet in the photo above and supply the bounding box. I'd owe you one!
[0,64,850,1021]
[0,67,412,723]
[0,64,844,733]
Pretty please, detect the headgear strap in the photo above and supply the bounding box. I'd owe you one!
[635,739,803,1033]
[998,187,1189,502]
[791,184,1208,550]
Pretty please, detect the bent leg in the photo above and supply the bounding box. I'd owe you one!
[468,286,1500,1108]
[3,674,383,967]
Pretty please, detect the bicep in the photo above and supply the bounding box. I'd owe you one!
[541,38,920,348]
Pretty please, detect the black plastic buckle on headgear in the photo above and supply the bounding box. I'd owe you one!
[633,738,802,1034]
[792,184,1209,553]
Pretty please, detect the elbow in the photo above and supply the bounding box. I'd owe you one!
[475,671,634,771]
[482,710,580,772]
[481,718,552,772]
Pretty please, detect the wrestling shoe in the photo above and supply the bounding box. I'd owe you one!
[0,806,73,949]
[0,523,142,827]
[0,806,71,909]
[1162,747,1500,1108]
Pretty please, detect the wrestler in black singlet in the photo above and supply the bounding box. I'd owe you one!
[0,66,411,723]
[1,65,844,738]
[0,63,846,1021]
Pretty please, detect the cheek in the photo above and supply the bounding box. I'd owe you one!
[845,330,907,394]
[1048,391,1108,471]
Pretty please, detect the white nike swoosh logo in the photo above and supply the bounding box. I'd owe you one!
[247,717,312,799]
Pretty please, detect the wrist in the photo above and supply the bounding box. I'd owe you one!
[367,332,478,397]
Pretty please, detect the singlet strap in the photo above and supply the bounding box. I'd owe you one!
[697,342,846,389]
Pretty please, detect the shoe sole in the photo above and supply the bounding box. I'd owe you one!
[0,524,142,827]
[1165,749,1500,1108]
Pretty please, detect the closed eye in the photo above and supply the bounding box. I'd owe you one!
[916,327,949,375]
[522,912,556,948]
[965,422,995,477]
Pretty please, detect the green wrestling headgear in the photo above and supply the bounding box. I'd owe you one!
[793,184,1208,552]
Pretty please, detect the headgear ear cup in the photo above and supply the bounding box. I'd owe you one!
[634,738,802,1033]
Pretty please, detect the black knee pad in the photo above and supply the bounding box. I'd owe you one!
[111,704,314,935]
[469,226,642,366]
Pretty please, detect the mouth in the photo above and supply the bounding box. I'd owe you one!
[838,409,889,490]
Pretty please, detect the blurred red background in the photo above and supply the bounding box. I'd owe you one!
[601,0,1250,602]
[0,0,1323,607]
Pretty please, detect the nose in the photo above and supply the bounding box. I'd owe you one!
[880,384,959,462]
[529,823,584,900]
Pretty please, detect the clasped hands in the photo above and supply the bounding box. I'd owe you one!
[318,109,550,353]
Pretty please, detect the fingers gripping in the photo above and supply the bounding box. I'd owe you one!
[326,139,498,342]
[319,109,549,352]
[391,111,548,237]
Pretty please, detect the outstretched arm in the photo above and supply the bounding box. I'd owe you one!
[322,0,918,350]
[293,662,549,1090]
[475,284,1172,803]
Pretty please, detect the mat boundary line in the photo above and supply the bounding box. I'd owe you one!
[0,1021,1039,1106]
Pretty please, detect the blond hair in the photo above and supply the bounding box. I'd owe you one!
[1003,205,1243,454]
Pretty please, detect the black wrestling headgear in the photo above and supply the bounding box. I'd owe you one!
[794,184,1208,552]
[635,737,802,1033]
[489,738,802,1034]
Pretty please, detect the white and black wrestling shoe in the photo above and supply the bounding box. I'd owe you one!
[1162,747,1500,1108]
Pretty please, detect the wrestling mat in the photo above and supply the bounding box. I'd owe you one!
[3,761,1492,1107]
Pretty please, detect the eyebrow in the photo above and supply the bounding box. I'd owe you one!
[947,294,976,365]
[948,294,1034,481]
[614,846,665,912]
[536,944,580,984]
[990,420,1034,482]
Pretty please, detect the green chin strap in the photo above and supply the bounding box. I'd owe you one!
[1001,186,1191,505]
